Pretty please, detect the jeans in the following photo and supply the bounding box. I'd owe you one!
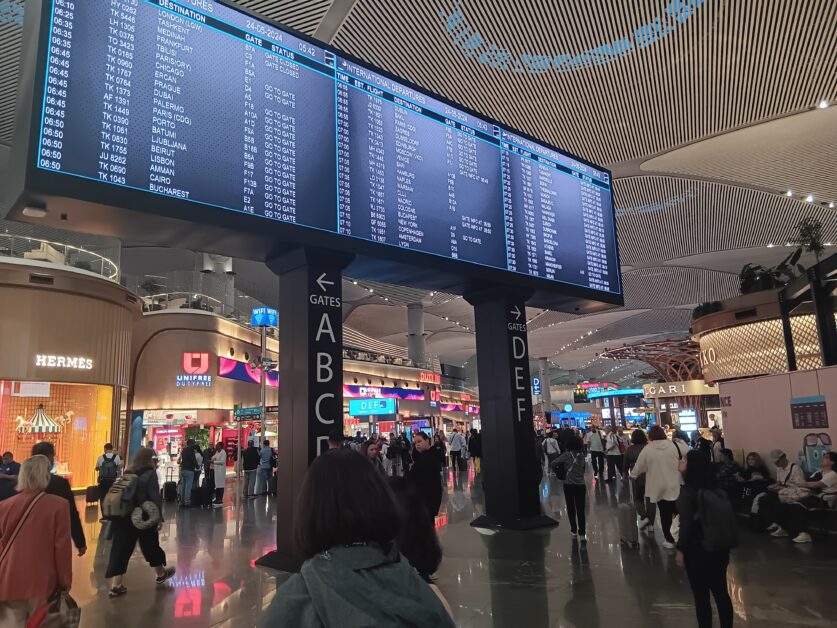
[606,454,624,480]
[684,549,733,628]
[657,499,678,542]
[243,470,257,496]
[257,467,271,495]
[590,452,604,476]
[563,483,586,535]
[179,469,194,505]
[450,450,463,471]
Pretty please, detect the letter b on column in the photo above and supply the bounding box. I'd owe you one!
[316,352,333,383]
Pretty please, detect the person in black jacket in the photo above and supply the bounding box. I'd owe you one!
[676,450,734,628]
[468,429,482,474]
[31,441,86,556]
[406,431,443,518]
[242,440,260,497]
[389,476,443,582]
[106,447,175,597]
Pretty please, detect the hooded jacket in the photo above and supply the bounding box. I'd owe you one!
[262,544,455,628]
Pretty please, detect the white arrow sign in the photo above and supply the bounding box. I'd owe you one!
[510,305,521,320]
[316,273,334,292]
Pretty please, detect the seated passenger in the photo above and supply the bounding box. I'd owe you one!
[769,451,837,544]
[753,448,806,530]
[261,449,455,627]
[737,452,771,500]
[715,448,742,499]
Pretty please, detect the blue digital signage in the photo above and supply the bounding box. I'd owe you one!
[251,307,278,327]
[24,0,621,299]
[348,398,397,417]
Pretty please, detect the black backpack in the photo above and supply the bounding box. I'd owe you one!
[698,488,739,552]
[99,454,119,480]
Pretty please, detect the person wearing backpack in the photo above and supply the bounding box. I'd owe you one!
[676,450,735,628]
[542,431,560,474]
[105,447,175,597]
[553,435,588,541]
[96,443,122,506]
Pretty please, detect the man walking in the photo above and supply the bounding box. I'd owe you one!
[178,439,201,507]
[449,428,466,472]
[588,426,606,479]
[242,440,260,497]
[95,443,122,506]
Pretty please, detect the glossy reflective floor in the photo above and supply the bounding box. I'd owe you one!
[69,467,837,627]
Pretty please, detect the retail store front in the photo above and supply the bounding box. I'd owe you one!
[0,260,140,489]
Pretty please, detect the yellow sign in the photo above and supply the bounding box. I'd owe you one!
[642,380,719,399]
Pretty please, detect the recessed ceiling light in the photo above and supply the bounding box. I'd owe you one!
[767,243,775,248]
[829,202,835,209]
[22,206,48,218]
[806,194,814,203]
[786,190,793,197]
[818,99,829,109]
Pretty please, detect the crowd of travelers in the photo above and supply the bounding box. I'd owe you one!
[1,419,833,627]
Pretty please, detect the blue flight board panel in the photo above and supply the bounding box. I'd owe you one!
[33,0,621,295]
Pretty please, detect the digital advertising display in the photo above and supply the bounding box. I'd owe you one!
[348,397,397,416]
[18,0,622,304]
[218,357,279,387]
[342,385,425,400]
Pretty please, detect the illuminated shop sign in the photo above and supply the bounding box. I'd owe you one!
[349,398,397,416]
[34,354,94,370]
[642,380,719,399]
[419,372,442,385]
[218,357,279,388]
[178,352,212,387]
[343,385,425,400]
[251,307,278,327]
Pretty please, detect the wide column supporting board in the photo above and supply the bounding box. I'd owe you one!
[256,247,352,572]
[467,290,558,530]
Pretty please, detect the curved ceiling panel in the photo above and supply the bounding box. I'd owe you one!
[615,177,837,266]
[229,0,334,34]
[622,266,738,308]
[641,108,837,203]
[332,0,836,165]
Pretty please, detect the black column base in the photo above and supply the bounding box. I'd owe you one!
[470,514,559,531]
[255,549,304,573]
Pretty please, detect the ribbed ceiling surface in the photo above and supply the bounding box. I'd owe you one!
[0,0,23,146]
[641,108,837,203]
[228,0,333,35]
[333,0,837,166]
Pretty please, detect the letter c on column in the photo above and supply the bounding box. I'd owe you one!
[315,393,335,424]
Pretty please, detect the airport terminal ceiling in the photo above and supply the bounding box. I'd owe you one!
[2,0,836,385]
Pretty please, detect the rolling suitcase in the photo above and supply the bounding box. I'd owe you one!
[162,468,177,503]
[268,471,277,496]
[85,485,99,505]
[192,484,211,508]
[618,502,639,547]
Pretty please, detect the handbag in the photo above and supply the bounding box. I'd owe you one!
[778,485,812,504]
[27,590,80,628]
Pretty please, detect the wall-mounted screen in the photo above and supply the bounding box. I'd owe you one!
[348,397,397,416]
[29,0,620,296]
[218,357,279,387]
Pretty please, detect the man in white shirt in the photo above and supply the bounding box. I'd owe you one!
[768,449,805,488]
[543,431,560,473]
[449,428,466,472]
[587,426,605,479]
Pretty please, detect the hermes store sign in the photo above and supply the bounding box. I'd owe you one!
[35,354,94,370]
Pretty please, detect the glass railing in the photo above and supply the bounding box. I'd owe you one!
[0,233,120,280]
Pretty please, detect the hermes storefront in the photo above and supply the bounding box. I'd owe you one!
[0,260,140,489]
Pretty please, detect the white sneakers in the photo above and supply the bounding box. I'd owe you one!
[662,541,676,550]
[766,523,780,533]
[792,532,812,544]
[770,527,790,538]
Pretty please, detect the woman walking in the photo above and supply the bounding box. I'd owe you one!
[554,435,588,541]
[630,425,682,548]
[362,439,386,475]
[676,450,735,628]
[211,442,227,507]
[0,455,72,625]
[106,447,175,597]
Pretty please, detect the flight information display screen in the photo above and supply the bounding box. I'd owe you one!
[34,0,620,294]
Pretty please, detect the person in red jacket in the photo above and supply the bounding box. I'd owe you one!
[0,454,72,625]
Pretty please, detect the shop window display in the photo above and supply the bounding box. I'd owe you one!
[0,380,113,490]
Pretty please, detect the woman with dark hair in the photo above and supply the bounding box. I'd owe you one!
[105,447,175,597]
[406,431,443,518]
[630,425,682,548]
[261,449,454,627]
[676,450,734,628]
[554,435,588,541]
[361,439,386,475]
[432,432,448,470]
[623,429,655,532]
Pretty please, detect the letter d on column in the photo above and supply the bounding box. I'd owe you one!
[512,335,526,360]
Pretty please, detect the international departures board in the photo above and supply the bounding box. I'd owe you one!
[34,0,620,295]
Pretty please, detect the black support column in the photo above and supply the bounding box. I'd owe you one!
[809,266,837,367]
[257,247,352,571]
[778,289,798,372]
[467,289,557,530]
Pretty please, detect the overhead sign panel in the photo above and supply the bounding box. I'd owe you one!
[348,397,397,416]
[21,0,621,303]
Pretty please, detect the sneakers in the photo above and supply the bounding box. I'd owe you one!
[771,528,790,538]
[662,540,676,550]
[579,534,587,543]
[155,567,176,585]
[792,532,813,544]
[108,585,127,598]
[637,518,650,530]
[570,531,578,539]
[766,523,780,533]
[212,502,223,508]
